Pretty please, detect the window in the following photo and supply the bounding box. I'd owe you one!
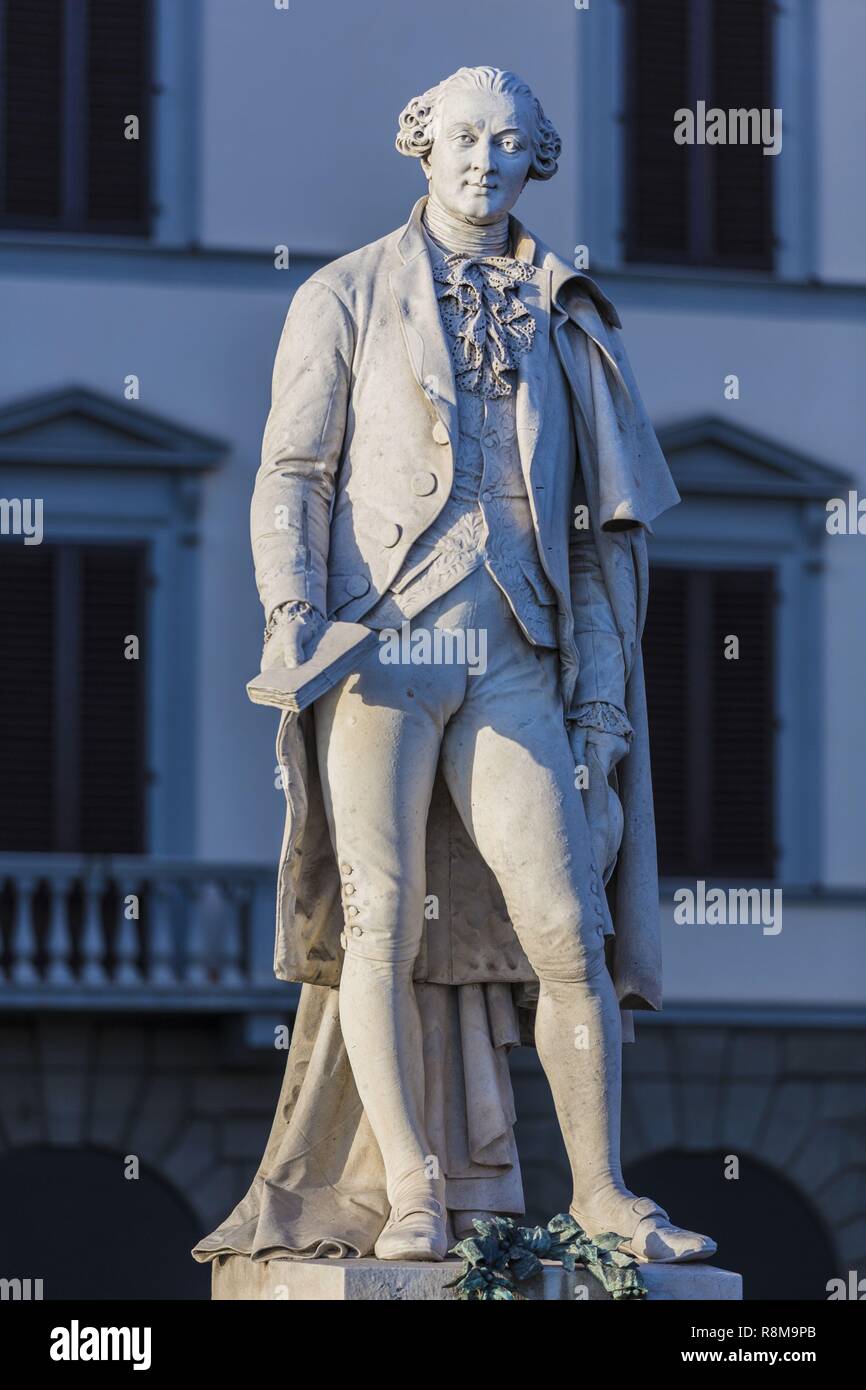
[0,0,152,234]
[646,415,848,888]
[623,0,774,269]
[0,386,225,857]
[644,565,776,879]
[0,541,147,852]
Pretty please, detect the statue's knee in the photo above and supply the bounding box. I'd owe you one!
[338,884,423,965]
[340,943,418,979]
[531,917,607,986]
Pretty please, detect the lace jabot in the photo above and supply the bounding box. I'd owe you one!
[431,253,537,399]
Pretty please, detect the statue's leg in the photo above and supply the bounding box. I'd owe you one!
[440,579,716,1263]
[313,595,470,1260]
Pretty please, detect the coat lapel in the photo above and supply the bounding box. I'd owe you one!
[514,265,551,490]
[389,198,459,446]
[510,217,555,492]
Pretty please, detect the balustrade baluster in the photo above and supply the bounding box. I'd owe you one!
[10,875,38,985]
[148,880,178,987]
[115,882,142,986]
[183,880,210,986]
[80,876,107,985]
[45,875,74,986]
[218,881,246,986]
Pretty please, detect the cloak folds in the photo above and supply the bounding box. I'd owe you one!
[192,213,680,1264]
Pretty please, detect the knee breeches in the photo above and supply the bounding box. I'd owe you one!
[315,567,611,983]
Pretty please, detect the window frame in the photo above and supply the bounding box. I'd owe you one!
[647,496,824,892]
[645,559,778,880]
[0,0,154,237]
[0,0,199,248]
[576,0,816,282]
[0,387,226,857]
[0,538,150,855]
[0,511,175,856]
[622,0,775,272]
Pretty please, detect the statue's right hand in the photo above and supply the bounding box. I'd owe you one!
[261,603,326,671]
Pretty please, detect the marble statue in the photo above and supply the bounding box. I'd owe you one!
[193,65,716,1270]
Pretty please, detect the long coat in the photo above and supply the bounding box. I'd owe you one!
[250,196,680,1014]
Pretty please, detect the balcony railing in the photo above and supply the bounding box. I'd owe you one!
[0,854,295,1012]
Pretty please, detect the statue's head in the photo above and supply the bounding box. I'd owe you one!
[396,66,561,225]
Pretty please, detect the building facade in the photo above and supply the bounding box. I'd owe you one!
[0,0,864,1300]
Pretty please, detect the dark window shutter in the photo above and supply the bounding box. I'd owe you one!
[86,0,151,230]
[644,566,775,877]
[0,545,56,849]
[0,0,151,232]
[641,567,690,872]
[624,0,774,269]
[1,0,65,221]
[0,542,146,853]
[79,546,146,853]
[711,0,774,266]
[708,569,775,874]
[625,0,691,262]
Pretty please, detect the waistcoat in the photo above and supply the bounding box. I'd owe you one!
[366,237,563,648]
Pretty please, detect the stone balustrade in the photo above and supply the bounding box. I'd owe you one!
[0,854,290,1011]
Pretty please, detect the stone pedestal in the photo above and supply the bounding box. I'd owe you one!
[212,1255,742,1301]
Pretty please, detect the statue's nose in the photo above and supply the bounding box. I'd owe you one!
[471,139,497,176]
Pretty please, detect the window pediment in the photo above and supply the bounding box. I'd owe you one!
[0,387,226,471]
[657,416,850,501]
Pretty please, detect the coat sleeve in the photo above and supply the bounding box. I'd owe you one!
[251,278,354,621]
[566,463,630,718]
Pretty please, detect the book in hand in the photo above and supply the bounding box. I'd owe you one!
[246,620,379,713]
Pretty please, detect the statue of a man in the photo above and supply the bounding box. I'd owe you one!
[194,66,715,1270]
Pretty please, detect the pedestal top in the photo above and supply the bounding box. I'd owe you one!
[212,1254,742,1301]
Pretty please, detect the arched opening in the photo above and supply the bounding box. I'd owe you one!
[626,1148,838,1300]
[0,1145,210,1300]
[516,1131,838,1299]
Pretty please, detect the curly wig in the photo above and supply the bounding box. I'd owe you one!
[396,66,561,181]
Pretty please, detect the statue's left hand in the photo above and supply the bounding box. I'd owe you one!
[569,726,628,884]
[569,727,629,778]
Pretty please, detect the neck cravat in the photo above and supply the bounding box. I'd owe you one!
[432,253,537,398]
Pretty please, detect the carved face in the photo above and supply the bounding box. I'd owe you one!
[421,84,535,224]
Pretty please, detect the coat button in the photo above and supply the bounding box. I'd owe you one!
[345,574,370,598]
[340,862,353,874]
[343,882,355,895]
[432,420,449,445]
[411,471,437,496]
[380,521,401,548]
[351,925,364,937]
